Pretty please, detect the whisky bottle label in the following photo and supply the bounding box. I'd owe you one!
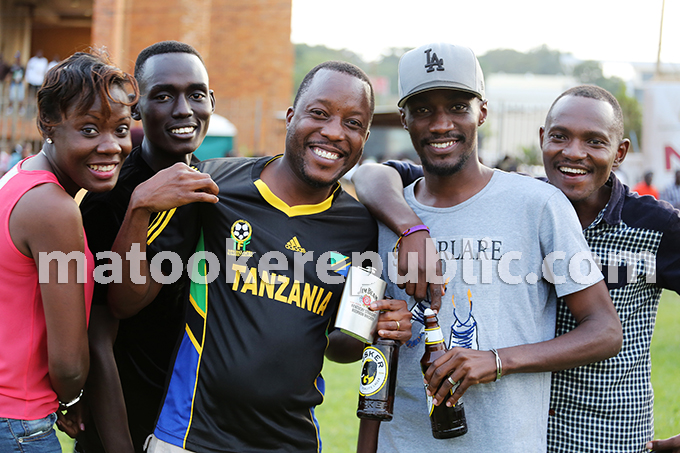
[359,346,388,396]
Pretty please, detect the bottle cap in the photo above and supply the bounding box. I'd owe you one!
[424,308,435,316]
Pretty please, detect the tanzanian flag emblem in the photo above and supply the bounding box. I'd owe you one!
[330,252,350,277]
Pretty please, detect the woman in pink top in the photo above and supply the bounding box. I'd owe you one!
[0,49,138,452]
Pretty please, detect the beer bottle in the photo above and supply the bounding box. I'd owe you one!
[357,337,400,421]
[420,308,468,439]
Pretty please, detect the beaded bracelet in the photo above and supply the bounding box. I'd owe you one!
[59,389,83,409]
[393,224,430,251]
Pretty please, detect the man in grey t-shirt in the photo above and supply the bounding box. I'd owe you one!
[355,43,622,453]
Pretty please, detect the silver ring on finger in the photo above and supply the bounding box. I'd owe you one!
[447,375,457,387]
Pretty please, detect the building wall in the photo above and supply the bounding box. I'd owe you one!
[0,1,32,63]
[92,0,293,156]
[208,0,292,156]
[31,26,91,62]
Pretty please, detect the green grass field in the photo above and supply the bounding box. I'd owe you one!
[650,290,680,440]
[58,291,680,452]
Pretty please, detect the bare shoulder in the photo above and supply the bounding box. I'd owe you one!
[15,183,81,226]
[11,183,84,257]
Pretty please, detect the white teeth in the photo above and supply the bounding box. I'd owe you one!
[313,147,339,160]
[171,127,195,134]
[430,141,455,149]
[89,164,115,172]
[559,167,587,175]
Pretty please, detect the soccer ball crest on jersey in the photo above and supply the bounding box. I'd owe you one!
[230,219,252,251]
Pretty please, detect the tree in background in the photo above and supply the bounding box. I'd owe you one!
[573,60,625,94]
[617,87,643,150]
[573,60,642,146]
[292,44,642,147]
[293,44,364,101]
[478,45,564,75]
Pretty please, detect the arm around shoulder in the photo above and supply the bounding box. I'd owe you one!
[108,163,220,318]
[352,163,421,234]
[352,163,443,307]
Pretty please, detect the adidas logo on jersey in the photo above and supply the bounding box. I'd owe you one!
[285,236,307,254]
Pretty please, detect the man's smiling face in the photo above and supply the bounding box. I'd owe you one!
[401,89,486,177]
[135,52,214,159]
[541,95,627,205]
[284,68,371,188]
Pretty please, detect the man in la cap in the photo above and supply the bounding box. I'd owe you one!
[355,42,621,452]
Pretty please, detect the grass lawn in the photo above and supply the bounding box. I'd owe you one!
[57,291,680,452]
[316,360,363,452]
[650,290,680,439]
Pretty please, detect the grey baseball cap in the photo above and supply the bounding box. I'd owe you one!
[398,43,485,107]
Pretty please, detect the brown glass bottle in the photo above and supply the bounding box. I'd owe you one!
[420,308,468,439]
[357,337,400,421]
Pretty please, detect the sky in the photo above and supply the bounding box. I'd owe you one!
[291,0,680,68]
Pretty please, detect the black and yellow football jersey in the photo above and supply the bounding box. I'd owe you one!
[149,156,377,452]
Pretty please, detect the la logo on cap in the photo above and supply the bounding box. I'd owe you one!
[424,48,444,73]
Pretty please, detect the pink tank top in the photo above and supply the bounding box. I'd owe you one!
[0,159,94,419]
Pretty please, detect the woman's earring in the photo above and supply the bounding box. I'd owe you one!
[46,137,53,144]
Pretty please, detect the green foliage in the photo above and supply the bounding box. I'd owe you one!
[572,59,642,146]
[616,87,643,148]
[573,60,605,84]
[293,44,408,106]
[573,60,626,95]
[478,45,564,75]
[292,43,643,146]
[293,44,366,103]
[521,145,542,166]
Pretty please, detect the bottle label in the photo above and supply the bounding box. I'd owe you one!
[424,381,435,416]
[424,378,459,415]
[424,326,444,344]
[359,346,389,396]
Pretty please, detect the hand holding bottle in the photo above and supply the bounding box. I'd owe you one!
[423,343,501,407]
[370,298,412,343]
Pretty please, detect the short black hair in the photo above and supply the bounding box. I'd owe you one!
[547,85,624,141]
[294,61,375,125]
[135,41,204,82]
[38,48,138,136]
